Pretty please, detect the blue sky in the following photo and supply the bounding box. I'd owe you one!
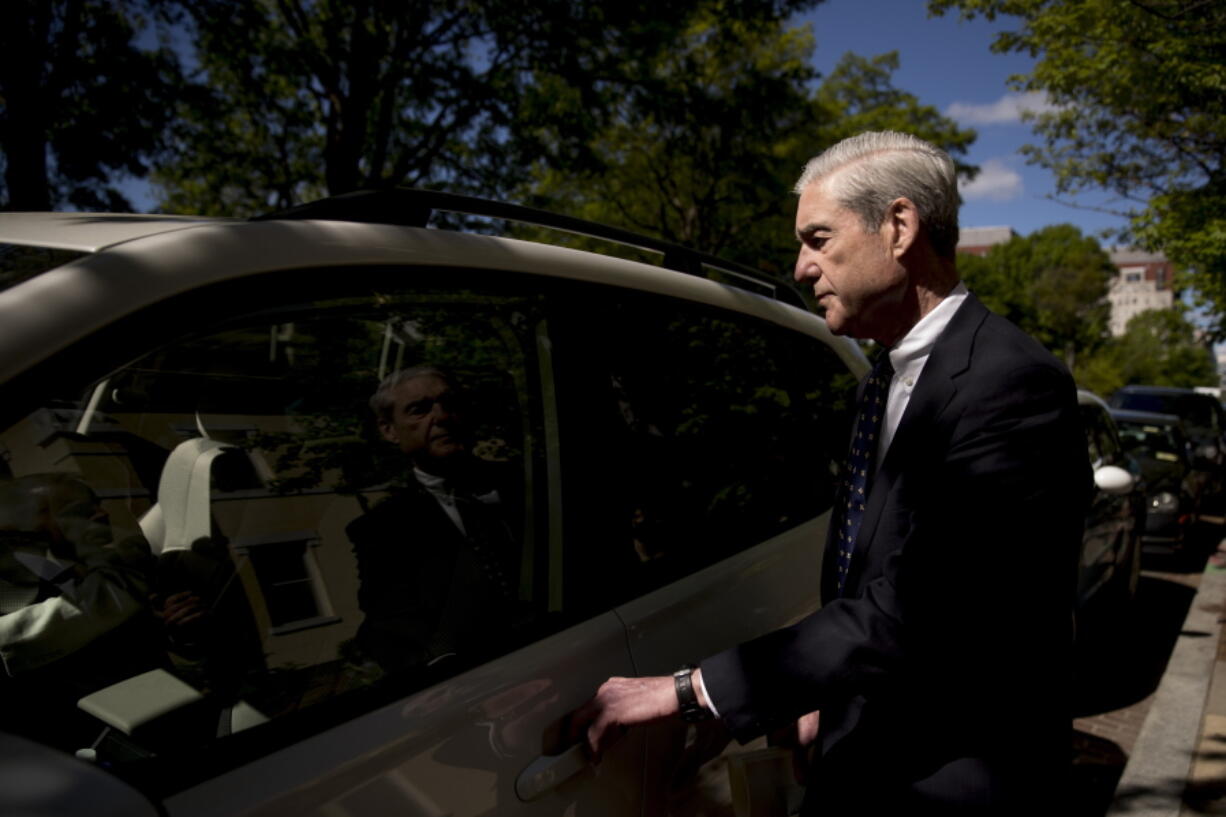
[797,0,1130,244]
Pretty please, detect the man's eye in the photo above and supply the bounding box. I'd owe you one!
[405,399,434,416]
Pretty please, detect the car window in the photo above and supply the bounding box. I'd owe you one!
[0,243,87,293]
[0,280,558,790]
[553,286,856,609]
[1116,421,1182,460]
[1080,405,1111,467]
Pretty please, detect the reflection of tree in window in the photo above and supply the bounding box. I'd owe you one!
[599,300,855,571]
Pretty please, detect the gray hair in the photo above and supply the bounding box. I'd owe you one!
[794,131,960,259]
[369,365,454,423]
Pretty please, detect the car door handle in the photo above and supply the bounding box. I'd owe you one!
[515,743,589,801]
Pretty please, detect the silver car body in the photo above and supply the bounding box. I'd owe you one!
[0,211,867,816]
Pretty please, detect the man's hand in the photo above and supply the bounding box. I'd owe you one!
[571,675,679,759]
[154,590,207,646]
[768,710,820,784]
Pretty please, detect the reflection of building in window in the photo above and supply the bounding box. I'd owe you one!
[237,532,340,635]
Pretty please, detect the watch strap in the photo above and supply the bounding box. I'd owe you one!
[673,664,712,722]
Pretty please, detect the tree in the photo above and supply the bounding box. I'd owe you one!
[0,0,181,211]
[1076,308,1217,396]
[154,0,816,217]
[959,224,1115,369]
[528,43,977,283]
[929,0,1226,336]
[524,11,819,274]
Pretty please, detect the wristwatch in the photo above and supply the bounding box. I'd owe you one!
[673,664,713,722]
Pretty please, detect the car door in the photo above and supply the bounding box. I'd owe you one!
[1078,403,1137,604]
[0,264,644,816]
[548,282,862,813]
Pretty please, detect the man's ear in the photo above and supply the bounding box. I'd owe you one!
[884,197,921,258]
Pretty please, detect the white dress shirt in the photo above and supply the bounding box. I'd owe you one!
[875,282,968,469]
[414,466,467,535]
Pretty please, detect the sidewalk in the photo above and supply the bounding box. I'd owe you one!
[1108,558,1226,816]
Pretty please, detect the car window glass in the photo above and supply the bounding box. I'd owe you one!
[1096,412,1123,463]
[0,243,88,293]
[555,289,856,606]
[1080,406,1104,466]
[0,285,555,789]
[1117,422,1180,459]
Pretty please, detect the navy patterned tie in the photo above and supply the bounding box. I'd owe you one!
[835,353,894,597]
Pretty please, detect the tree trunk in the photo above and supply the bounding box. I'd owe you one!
[0,0,53,210]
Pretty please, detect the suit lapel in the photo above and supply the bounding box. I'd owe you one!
[848,294,989,579]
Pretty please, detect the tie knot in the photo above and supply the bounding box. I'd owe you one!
[873,351,894,380]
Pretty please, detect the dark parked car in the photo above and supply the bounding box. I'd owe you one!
[1109,385,1226,510]
[1110,408,1207,549]
[1078,391,1145,615]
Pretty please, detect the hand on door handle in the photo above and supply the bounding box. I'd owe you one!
[514,743,589,801]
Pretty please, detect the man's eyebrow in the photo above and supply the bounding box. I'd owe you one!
[796,222,832,241]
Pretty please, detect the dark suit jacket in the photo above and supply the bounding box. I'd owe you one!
[702,294,1091,814]
[347,462,523,674]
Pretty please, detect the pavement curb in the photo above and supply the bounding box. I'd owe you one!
[1107,565,1226,816]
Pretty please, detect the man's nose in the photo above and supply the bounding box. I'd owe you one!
[794,253,817,283]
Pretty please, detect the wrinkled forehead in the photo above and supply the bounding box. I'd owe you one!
[393,374,454,403]
[795,180,859,233]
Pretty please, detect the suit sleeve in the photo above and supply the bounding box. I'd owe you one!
[701,360,1089,742]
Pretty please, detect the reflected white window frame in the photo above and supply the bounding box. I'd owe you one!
[233,530,341,636]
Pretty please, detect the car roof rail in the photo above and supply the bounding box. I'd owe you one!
[253,188,807,310]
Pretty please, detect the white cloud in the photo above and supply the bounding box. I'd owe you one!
[959,159,1023,202]
[945,91,1057,125]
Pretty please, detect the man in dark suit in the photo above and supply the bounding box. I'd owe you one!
[348,366,523,674]
[577,132,1090,813]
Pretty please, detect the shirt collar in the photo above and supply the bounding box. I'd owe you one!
[887,282,969,376]
[414,466,450,492]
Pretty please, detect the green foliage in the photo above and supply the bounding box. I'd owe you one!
[527,35,977,285]
[811,52,977,179]
[0,0,182,210]
[522,11,819,277]
[960,224,1115,368]
[154,0,973,286]
[929,0,1226,336]
[154,0,819,217]
[1075,308,1218,396]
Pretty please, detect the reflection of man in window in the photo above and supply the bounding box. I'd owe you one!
[349,366,525,674]
[0,474,152,678]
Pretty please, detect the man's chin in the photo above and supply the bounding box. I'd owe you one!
[424,443,466,464]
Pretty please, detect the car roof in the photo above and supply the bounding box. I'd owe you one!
[0,212,228,253]
[1109,408,1183,427]
[1114,384,1204,397]
[0,217,869,385]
